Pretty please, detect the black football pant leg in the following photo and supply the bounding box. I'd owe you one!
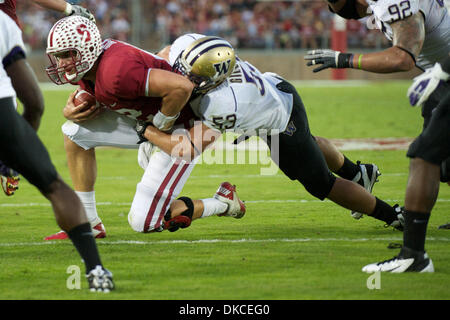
[0,97,58,194]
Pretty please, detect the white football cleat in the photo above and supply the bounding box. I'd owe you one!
[351,161,381,219]
[44,217,106,240]
[362,247,434,273]
[214,182,246,219]
[86,265,115,292]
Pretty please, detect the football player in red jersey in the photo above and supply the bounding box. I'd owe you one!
[44,16,242,238]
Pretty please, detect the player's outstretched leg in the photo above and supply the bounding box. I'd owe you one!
[327,177,405,231]
[163,182,246,232]
[314,136,382,220]
[44,137,106,240]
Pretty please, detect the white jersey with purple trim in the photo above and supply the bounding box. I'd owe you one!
[190,61,293,134]
[0,10,25,100]
[366,0,450,69]
[169,33,293,134]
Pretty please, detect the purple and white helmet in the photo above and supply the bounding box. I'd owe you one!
[46,16,102,84]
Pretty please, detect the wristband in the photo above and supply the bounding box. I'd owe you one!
[358,54,363,69]
[337,53,354,68]
[153,110,180,131]
[64,2,73,15]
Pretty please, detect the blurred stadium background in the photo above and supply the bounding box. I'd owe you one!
[18,0,450,82]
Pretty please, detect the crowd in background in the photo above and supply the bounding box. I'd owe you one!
[17,0,397,52]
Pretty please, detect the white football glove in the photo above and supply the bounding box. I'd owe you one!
[407,63,450,107]
[152,110,180,132]
[137,141,154,170]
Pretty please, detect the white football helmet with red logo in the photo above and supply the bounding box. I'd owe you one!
[46,16,102,84]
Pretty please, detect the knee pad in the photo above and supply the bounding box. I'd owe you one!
[164,197,194,232]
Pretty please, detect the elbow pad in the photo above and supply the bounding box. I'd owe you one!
[328,0,361,20]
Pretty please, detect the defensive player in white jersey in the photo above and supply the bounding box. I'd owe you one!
[305,0,450,272]
[136,35,407,235]
[0,11,113,292]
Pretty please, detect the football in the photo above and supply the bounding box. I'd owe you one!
[74,89,97,108]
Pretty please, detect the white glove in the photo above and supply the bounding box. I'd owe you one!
[137,141,154,170]
[407,63,450,107]
[152,110,180,132]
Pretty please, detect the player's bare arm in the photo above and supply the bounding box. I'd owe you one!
[357,13,424,72]
[146,69,194,131]
[141,121,220,160]
[391,13,425,61]
[33,0,67,12]
[147,69,194,116]
[5,59,44,131]
[62,90,102,123]
[33,0,95,21]
[306,11,425,73]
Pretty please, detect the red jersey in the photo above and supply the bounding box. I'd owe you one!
[0,0,20,27]
[79,39,196,128]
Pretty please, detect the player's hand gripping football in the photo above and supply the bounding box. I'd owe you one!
[63,90,102,123]
[407,62,450,107]
[304,49,353,72]
[0,161,20,196]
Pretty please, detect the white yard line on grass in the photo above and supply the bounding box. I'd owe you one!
[98,172,409,180]
[1,236,450,248]
[2,198,450,208]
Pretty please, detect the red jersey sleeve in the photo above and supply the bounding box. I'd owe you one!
[96,41,172,100]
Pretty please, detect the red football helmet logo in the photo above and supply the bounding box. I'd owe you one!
[76,24,91,42]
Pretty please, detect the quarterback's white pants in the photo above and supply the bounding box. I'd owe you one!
[128,151,198,232]
[62,109,140,150]
[62,109,198,233]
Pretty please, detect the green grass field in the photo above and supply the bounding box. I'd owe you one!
[0,81,449,300]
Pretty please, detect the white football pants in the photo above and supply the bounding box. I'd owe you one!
[62,109,198,232]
